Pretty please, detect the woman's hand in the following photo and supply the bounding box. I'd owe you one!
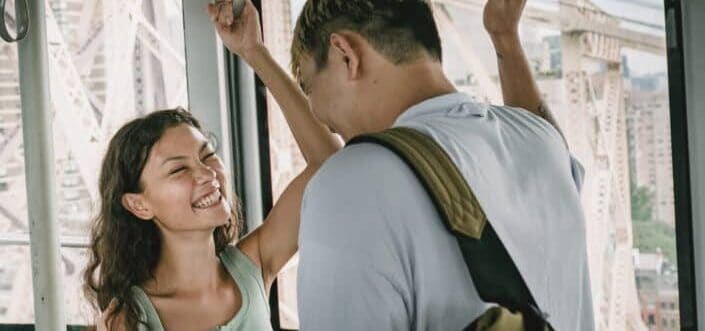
[95,299,126,331]
[483,0,526,41]
[207,0,264,61]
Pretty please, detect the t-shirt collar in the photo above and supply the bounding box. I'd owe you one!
[394,92,487,126]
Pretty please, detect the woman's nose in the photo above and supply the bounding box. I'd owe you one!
[193,163,216,183]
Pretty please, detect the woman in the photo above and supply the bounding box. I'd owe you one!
[84,1,340,330]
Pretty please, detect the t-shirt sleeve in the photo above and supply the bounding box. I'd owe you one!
[297,145,412,331]
[569,155,586,193]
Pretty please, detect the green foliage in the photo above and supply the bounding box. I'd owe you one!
[630,184,677,263]
[633,219,677,263]
[631,185,655,222]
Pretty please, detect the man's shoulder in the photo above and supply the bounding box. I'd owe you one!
[300,142,430,241]
[309,142,413,190]
[489,104,566,145]
[302,141,430,219]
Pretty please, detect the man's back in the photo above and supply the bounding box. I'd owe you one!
[298,93,594,330]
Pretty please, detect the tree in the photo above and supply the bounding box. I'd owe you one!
[631,185,655,223]
[630,184,677,262]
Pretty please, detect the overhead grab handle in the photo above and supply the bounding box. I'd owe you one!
[0,0,29,43]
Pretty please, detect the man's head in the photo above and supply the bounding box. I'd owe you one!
[291,0,447,140]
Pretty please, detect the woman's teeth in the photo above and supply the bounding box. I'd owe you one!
[193,190,221,209]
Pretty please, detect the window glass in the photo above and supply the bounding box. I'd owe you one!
[51,0,188,324]
[0,246,32,323]
[265,0,678,329]
[0,1,32,323]
[262,0,306,328]
[438,0,676,328]
[1,0,188,325]
[62,247,93,324]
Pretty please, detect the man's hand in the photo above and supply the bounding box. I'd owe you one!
[483,0,567,144]
[207,0,264,61]
[483,0,526,41]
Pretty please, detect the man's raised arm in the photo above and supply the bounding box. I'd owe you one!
[484,0,567,144]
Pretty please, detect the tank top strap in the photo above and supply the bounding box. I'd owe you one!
[130,286,165,331]
[219,245,269,315]
[128,246,270,331]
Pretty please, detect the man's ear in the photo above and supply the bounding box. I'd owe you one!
[121,193,155,221]
[329,32,361,80]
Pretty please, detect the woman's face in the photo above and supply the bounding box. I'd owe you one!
[125,124,231,232]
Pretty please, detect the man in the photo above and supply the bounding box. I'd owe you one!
[292,0,594,330]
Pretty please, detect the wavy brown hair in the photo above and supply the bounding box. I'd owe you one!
[83,108,240,330]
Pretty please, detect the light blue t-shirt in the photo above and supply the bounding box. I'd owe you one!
[298,92,594,331]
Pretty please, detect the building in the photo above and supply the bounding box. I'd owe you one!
[634,250,680,330]
[626,88,674,226]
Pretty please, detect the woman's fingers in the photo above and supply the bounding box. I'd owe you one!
[208,0,234,26]
[95,299,119,331]
[207,3,217,21]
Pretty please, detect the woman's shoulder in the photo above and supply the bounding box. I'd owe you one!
[222,244,261,276]
[221,244,269,309]
[232,230,265,270]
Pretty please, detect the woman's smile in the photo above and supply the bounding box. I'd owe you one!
[192,189,224,210]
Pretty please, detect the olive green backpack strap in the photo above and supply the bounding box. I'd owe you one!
[348,127,552,331]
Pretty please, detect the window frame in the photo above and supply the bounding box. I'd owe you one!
[672,0,705,329]
[664,0,700,329]
[11,0,66,328]
[219,0,281,328]
[237,1,283,329]
[0,0,242,329]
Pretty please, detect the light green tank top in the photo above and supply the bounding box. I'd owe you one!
[131,246,273,331]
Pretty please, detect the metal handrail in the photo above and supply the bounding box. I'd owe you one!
[16,0,66,329]
[0,0,29,42]
[0,233,90,248]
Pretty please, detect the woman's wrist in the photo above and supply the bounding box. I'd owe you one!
[241,43,269,65]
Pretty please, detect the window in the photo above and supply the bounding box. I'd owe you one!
[0,246,32,324]
[260,1,683,329]
[0,6,33,321]
[1,0,188,325]
[261,1,306,328]
[433,0,677,329]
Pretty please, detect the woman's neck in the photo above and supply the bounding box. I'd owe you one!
[146,231,226,297]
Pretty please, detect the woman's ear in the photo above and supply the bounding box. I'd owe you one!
[329,32,361,80]
[121,193,154,221]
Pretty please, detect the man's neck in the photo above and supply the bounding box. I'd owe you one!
[342,61,456,141]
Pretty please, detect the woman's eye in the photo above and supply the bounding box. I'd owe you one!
[202,152,216,161]
[169,167,186,175]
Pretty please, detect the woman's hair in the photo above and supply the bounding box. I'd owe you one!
[83,108,240,330]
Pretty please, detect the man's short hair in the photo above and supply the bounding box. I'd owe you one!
[291,0,443,77]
